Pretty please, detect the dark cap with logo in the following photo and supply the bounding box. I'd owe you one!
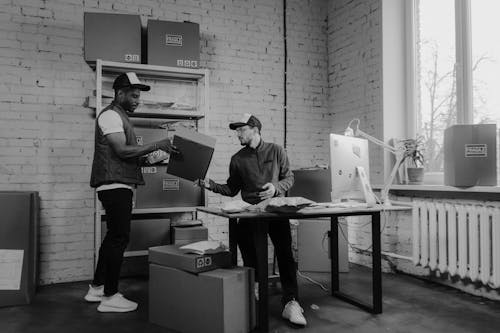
[229,113,262,131]
[113,72,150,91]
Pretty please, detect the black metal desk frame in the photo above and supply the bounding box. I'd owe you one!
[198,205,411,332]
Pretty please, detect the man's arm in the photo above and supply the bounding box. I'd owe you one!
[273,146,294,196]
[203,158,242,197]
[106,132,178,160]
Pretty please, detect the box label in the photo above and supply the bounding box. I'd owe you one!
[142,166,157,174]
[124,54,140,62]
[163,178,179,191]
[196,257,205,268]
[176,59,198,68]
[465,144,487,157]
[165,34,182,46]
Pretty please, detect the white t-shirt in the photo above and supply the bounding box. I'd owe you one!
[96,110,133,192]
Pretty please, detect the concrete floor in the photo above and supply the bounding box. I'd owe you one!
[1,264,500,333]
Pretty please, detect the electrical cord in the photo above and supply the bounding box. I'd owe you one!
[297,270,329,292]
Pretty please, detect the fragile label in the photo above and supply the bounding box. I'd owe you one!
[163,178,179,191]
[124,54,140,62]
[176,59,198,68]
[0,249,24,290]
[166,34,182,46]
[465,144,487,157]
[142,166,157,174]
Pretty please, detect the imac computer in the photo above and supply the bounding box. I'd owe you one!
[329,134,376,204]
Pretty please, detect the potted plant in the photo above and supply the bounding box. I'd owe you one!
[401,137,425,184]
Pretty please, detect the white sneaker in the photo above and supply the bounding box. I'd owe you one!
[282,300,307,326]
[84,284,104,302]
[97,293,138,313]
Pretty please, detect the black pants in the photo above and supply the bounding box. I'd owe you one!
[236,218,298,306]
[92,188,133,296]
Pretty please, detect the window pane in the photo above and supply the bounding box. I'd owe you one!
[471,0,500,181]
[416,0,456,173]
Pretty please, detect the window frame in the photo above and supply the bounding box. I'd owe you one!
[406,0,474,135]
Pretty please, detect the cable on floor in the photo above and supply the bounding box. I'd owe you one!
[297,270,329,292]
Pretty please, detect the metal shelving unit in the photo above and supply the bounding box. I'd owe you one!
[92,59,210,269]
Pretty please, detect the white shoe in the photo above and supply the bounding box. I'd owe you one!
[97,293,138,313]
[282,300,307,326]
[84,284,104,302]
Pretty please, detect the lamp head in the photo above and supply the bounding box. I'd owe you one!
[344,118,360,137]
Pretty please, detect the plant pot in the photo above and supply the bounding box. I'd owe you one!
[407,167,424,184]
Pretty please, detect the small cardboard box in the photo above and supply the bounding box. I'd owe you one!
[84,13,141,64]
[172,225,208,245]
[444,124,497,186]
[149,265,255,333]
[149,245,231,274]
[147,20,200,68]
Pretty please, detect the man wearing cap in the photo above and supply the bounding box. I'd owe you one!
[198,113,307,326]
[86,72,178,313]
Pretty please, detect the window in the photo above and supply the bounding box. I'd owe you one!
[411,0,499,176]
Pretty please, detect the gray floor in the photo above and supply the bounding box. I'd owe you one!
[1,264,500,333]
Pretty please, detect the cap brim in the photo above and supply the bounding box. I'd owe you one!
[131,84,150,91]
[229,122,247,130]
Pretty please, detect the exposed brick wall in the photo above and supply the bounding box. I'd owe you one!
[0,0,331,284]
[327,0,383,184]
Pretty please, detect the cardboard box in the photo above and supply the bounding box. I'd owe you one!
[147,20,200,68]
[149,245,231,273]
[444,124,497,186]
[101,218,170,252]
[149,265,255,333]
[84,13,141,64]
[172,225,208,245]
[136,165,204,208]
[167,128,216,182]
[298,219,349,273]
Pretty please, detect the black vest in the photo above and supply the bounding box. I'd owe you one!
[90,103,145,188]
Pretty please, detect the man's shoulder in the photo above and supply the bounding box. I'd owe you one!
[264,141,285,153]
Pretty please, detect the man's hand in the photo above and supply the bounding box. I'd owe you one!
[156,138,180,155]
[195,178,212,190]
[258,183,276,200]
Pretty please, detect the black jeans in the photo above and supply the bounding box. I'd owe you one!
[236,218,298,306]
[92,188,133,296]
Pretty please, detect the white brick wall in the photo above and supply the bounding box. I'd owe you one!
[0,0,332,284]
[328,0,383,184]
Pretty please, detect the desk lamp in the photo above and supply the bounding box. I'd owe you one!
[344,118,408,206]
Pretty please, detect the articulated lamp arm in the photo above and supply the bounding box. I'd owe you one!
[345,118,407,206]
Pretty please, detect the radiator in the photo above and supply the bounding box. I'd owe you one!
[412,199,500,287]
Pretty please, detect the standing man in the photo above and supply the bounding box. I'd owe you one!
[199,113,307,326]
[86,72,178,313]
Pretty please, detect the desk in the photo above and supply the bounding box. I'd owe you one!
[198,204,412,332]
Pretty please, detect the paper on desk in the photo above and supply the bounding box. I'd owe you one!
[0,249,24,290]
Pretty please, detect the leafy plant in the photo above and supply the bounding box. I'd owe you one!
[401,136,425,168]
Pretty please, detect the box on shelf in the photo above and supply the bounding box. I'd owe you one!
[149,265,255,333]
[147,20,200,68]
[172,225,208,245]
[444,124,497,186]
[135,165,204,209]
[84,13,141,64]
[149,244,231,274]
[101,218,170,252]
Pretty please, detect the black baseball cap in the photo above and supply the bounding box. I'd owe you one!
[229,113,262,131]
[112,72,150,91]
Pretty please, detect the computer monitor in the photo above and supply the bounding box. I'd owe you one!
[329,134,371,203]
